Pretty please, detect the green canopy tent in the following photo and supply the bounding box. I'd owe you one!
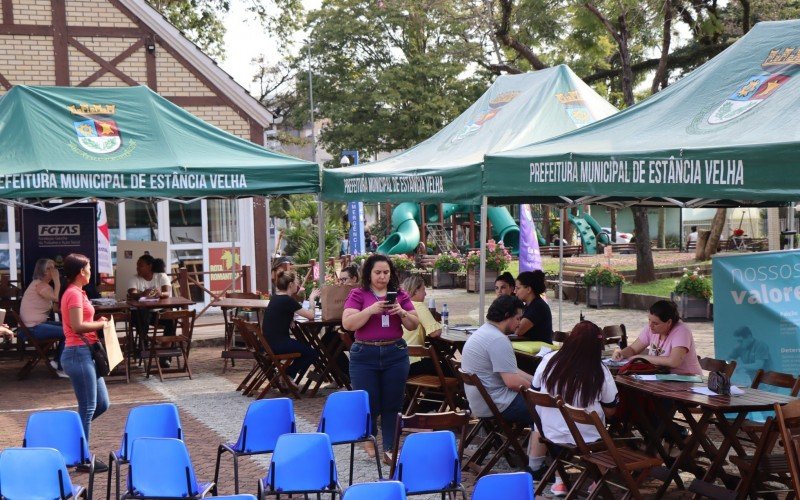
[483,20,800,328]
[323,65,617,205]
[0,85,319,200]
[0,85,321,290]
[322,65,617,319]
[484,20,800,207]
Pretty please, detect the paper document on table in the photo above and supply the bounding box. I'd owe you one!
[691,385,745,396]
[632,374,659,381]
[138,297,158,302]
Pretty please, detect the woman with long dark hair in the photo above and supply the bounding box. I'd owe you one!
[612,299,702,375]
[532,321,619,496]
[342,254,419,464]
[494,272,515,297]
[514,270,553,342]
[59,253,110,471]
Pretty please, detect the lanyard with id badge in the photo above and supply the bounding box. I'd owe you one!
[376,290,398,328]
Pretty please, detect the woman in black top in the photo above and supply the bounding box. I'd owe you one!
[262,270,319,388]
[514,270,553,343]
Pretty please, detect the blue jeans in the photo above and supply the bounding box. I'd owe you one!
[61,345,110,444]
[268,337,318,378]
[349,339,410,451]
[22,321,65,370]
[501,392,536,426]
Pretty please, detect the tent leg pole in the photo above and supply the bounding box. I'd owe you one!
[317,195,326,288]
[266,198,272,294]
[478,197,488,326]
[559,208,564,332]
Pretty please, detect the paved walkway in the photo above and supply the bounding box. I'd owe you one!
[0,288,715,499]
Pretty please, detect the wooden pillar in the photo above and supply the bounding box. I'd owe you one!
[241,265,251,293]
[420,203,427,247]
[469,212,476,248]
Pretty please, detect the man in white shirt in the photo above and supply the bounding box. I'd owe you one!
[461,295,547,478]
[687,226,698,250]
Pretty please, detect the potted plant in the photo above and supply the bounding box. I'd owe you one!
[671,267,713,320]
[583,264,624,308]
[432,252,462,288]
[465,240,512,292]
[391,255,414,282]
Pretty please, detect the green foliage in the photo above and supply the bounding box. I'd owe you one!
[465,240,512,271]
[391,255,415,272]
[674,268,712,300]
[433,252,462,272]
[150,0,228,58]
[583,265,625,287]
[290,0,486,158]
[280,195,344,264]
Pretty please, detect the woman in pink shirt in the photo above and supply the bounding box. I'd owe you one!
[612,300,702,375]
[20,258,66,375]
[342,254,418,464]
[59,253,110,470]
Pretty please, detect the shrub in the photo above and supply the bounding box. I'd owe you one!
[465,240,512,271]
[433,252,462,272]
[674,267,712,299]
[582,264,625,287]
[391,254,414,272]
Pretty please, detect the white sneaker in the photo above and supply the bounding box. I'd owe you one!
[56,369,69,379]
[49,360,59,370]
[550,481,567,497]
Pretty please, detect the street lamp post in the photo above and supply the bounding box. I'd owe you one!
[307,39,326,288]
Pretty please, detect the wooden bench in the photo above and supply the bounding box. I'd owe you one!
[539,245,582,257]
[609,243,636,254]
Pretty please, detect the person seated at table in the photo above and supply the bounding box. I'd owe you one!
[401,275,442,377]
[514,270,553,342]
[533,320,619,496]
[128,254,174,367]
[461,295,548,478]
[20,258,67,377]
[338,264,359,285]
[612,299,702,375]
[495,272,515,297]
[262,269,320,391]
[0,323,13,342]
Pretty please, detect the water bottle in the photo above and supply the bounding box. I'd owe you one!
[441,303,449,333]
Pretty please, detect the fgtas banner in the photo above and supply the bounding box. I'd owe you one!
[0,173,248,191]
[713,250,800,401]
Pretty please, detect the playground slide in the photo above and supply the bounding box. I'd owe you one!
[488,207,520,255]
[376,202,421,255]
[568,212,598,255]
[583,213,611,245]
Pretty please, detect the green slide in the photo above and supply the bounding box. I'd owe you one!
[583,213,611,245]
[488,206,520,255]
[568,212,598,255]
[376,202,421,255]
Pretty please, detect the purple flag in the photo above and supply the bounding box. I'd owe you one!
[519,204,542,272]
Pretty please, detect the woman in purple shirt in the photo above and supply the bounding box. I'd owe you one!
[343,254,419,464]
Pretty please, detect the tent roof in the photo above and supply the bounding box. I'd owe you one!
[0,85,319,201]
[484,20,800,207]
[322,65,617,204]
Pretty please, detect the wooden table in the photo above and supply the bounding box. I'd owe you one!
[292,318,351,396]
[616,375,798,498]
[210,297,269,369]
[93,301,134,382]
[127,297,196,357]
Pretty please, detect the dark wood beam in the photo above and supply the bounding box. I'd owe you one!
[0,24,50,35]
[68,26,142,37]
[2,0,14,24]
[79,38,144,86]
[145,34,157,90]
[67,36,138,86]
[0,70,12,90]
[164,96,225,106]
[51,0,69,85]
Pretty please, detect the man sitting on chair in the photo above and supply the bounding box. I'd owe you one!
[461,295,547,479]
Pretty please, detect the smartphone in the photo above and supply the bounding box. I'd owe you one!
[385,291,397,304]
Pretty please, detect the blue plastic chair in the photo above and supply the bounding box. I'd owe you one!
[0,447,86,499]
[258,433,341,499]
[342,481,406,500]
[214,398,295,494]
[214,496,257,500]
[107,403,183,500]
[392,430,466,498]
[23,410,96,499]
[472,472,534,500]
[317,390,382,485]
[122,437,213,499]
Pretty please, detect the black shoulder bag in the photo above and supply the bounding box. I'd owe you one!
[78,333,110,378]
[707,370,731,395]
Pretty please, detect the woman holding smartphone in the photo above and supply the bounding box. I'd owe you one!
[343,254,419,464]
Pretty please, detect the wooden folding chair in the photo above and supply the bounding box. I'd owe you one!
[10,310,59,380]
[234,319,302,399]
[220,291,260,372]
[698,356,737,378]
[736,370,800,445]
[774,400,800,495]
[404,345,459,415]
[728,415,796,499]
[601,324,627,348]
[457,369,530,478]
[232,318,266,395]
[388,410,471,479]
[558,400,663,500]
[143,309,195,382]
